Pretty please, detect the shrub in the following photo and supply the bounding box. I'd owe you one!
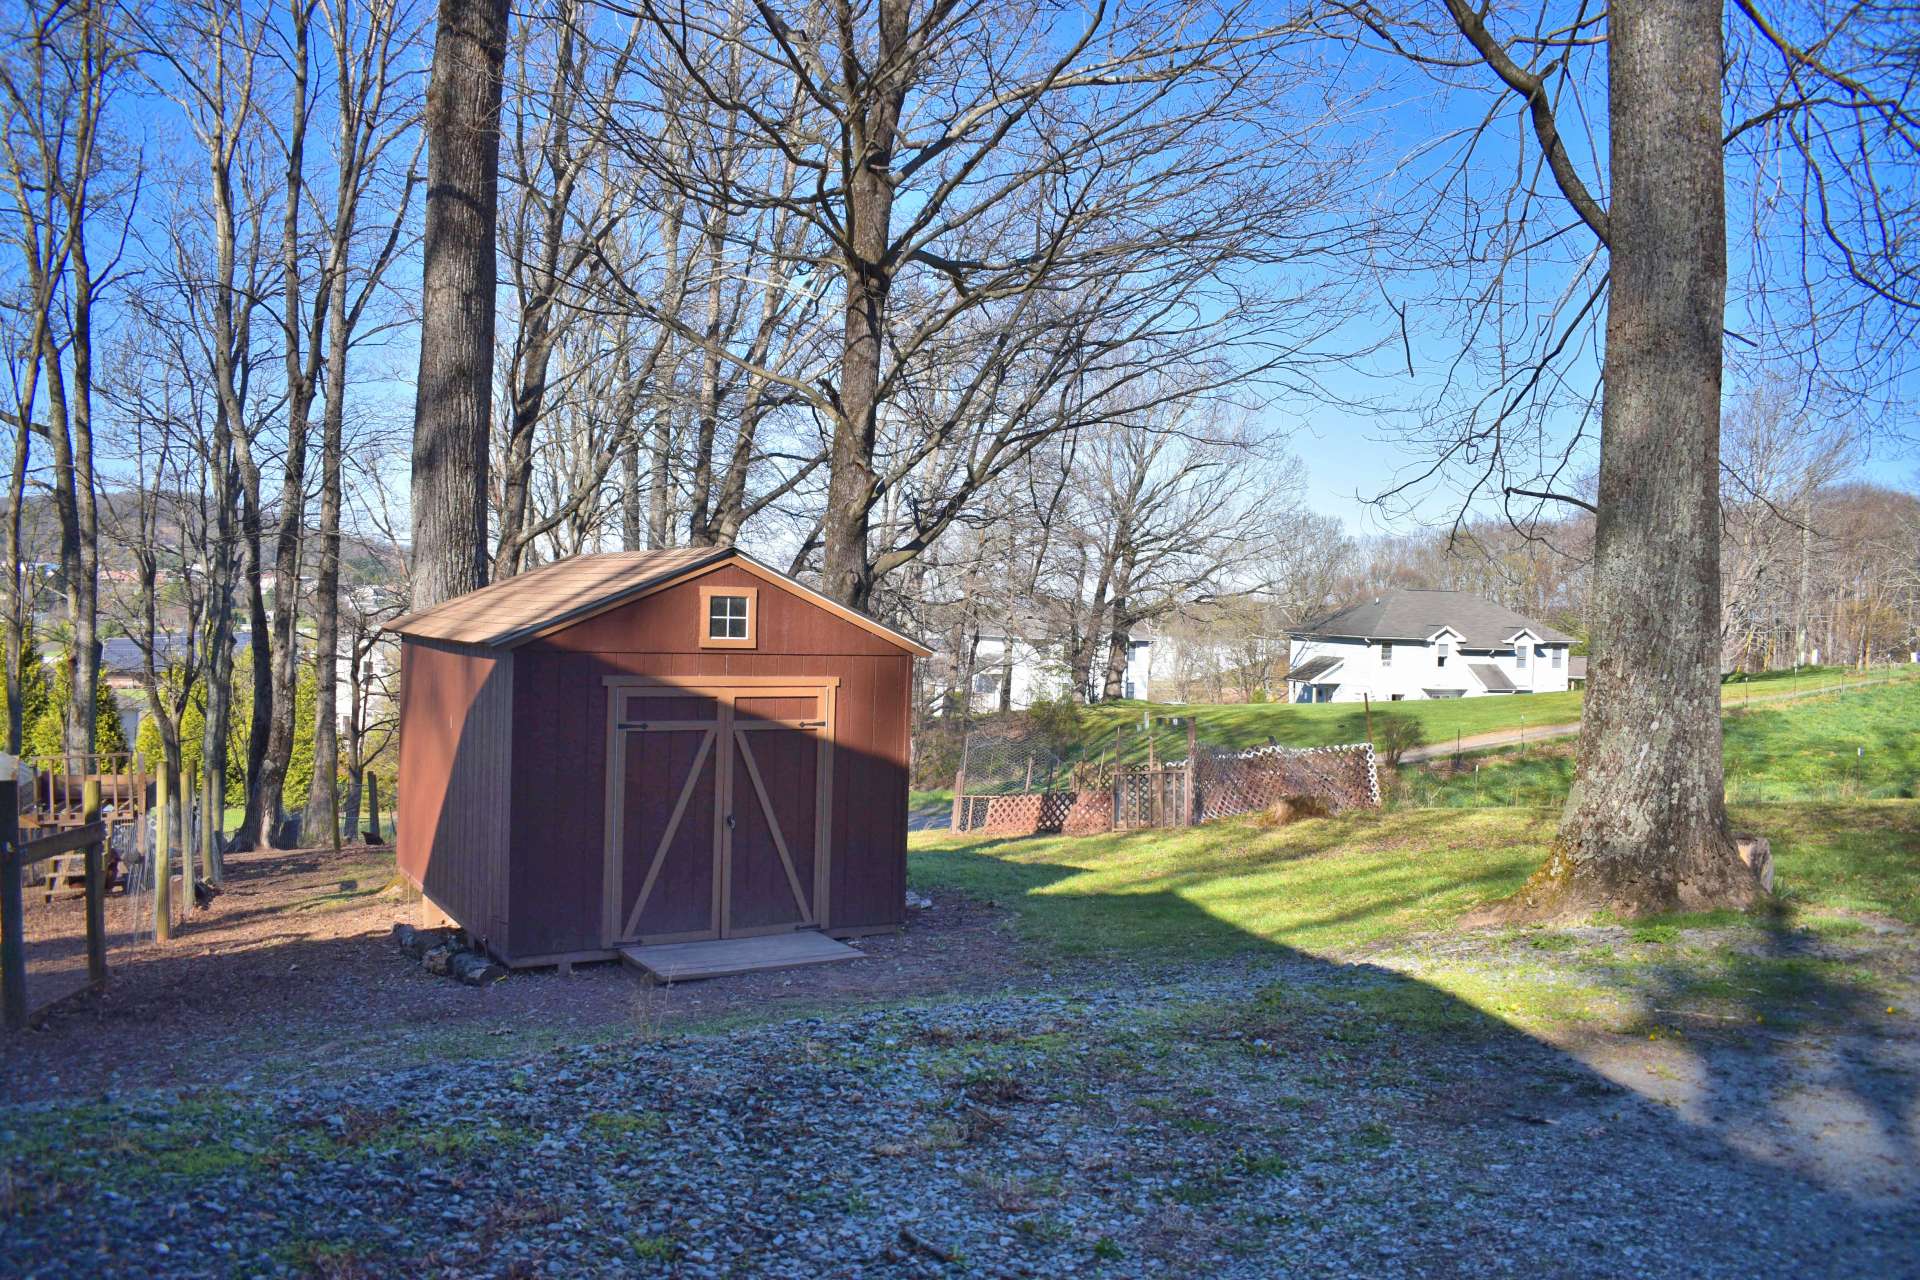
[1025,693,1083,753]
[1370,712,1427,767]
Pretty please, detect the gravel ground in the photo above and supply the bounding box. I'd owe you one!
[0,844,1024,1101]
[4,946,1916,1279]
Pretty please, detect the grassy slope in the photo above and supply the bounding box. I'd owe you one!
[907,801,1920,959]
[1406,677,1920,806]
[1047,664,1905,763]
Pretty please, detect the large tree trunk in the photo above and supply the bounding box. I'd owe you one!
[818,0,909,609]
[411,0,507,610]
[1488,0,1759,921]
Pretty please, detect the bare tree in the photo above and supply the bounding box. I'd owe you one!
[301,0,426,847]
[0,0,138,759]
[602,0,1363,610]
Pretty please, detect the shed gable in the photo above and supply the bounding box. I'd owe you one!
[531,563,910,659]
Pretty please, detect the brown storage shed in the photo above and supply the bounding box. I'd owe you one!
[387,548,929,968]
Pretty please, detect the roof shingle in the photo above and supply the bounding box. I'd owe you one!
[1293,589,1573,648]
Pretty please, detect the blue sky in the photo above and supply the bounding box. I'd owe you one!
[43,0,1920,550]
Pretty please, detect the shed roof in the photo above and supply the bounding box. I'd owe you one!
[1293,589,1573,648]
[384,548,931,655]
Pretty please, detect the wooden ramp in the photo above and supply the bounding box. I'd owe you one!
[620,931,863,982]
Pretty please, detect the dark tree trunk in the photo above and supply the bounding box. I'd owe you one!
[1490,0,1759,921]
[411,0,507,610]
[4,367,28,754]
[303,261,350,848]
[1102,621,1131,701]
[620,428,642,549]
[819,0,909,609]
[237,472,273,850]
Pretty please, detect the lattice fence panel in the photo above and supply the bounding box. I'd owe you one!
[1192,743,1380,821]
[955,791,1078,836]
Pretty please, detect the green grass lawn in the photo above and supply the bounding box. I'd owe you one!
[908,801,1920,959]
[1404,677,1920,807]
[1020,664,1909,767]
[909,800,1920,1036]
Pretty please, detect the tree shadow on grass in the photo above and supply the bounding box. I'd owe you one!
[1607,903,1920,1204]
[1,836,1916,1275]
[912,831,1920,1239]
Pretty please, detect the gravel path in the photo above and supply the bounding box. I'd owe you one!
[5,949,1915,1279]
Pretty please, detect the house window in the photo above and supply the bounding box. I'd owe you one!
[972,672,1000,695]
[1515,645,1528,670]
[1551,647,1562,670]
[1380,642,1393,668]
[1436,641,1449,668]
[699,585,758,649]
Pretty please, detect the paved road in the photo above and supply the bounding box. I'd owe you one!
[908,803,952,832]
[1400,672,1907,764]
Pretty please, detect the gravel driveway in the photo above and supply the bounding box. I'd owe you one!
[5,942,1916,1279]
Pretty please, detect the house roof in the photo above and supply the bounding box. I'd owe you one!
[99,630,252,675]
[384,547,931,656]
[1469,662,1516,692]
[1293,589,1573,648]
[1287,655,1342,683]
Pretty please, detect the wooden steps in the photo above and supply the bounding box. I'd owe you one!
[620,930,863,982]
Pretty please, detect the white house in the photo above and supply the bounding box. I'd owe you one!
[962,630,1153,712]
[1286,589,1574,703]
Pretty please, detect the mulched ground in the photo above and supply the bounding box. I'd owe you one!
[2,844,1917,1278]
[1,844,1027,1102]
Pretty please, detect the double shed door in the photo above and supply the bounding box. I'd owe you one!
[604,678,836,945]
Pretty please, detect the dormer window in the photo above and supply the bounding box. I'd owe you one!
[1436,641,1449,668]
[1515,645,1528,670]
[699,585,758,649]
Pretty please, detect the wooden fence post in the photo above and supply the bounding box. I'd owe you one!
[83,777,105,985]
[950,735,970,833]
[1185,716,1198,826]
[2,778,24,1030]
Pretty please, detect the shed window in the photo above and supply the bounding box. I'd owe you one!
[709,595,749,638]
[1437,641,1449,667]
[1551,647,1563,670]
[1380,642,1393,668]
[699,585,758,648]
[1515,645,1528,669]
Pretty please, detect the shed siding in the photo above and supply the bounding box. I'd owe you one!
[396,640,514,952]
[503,565,911,959]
